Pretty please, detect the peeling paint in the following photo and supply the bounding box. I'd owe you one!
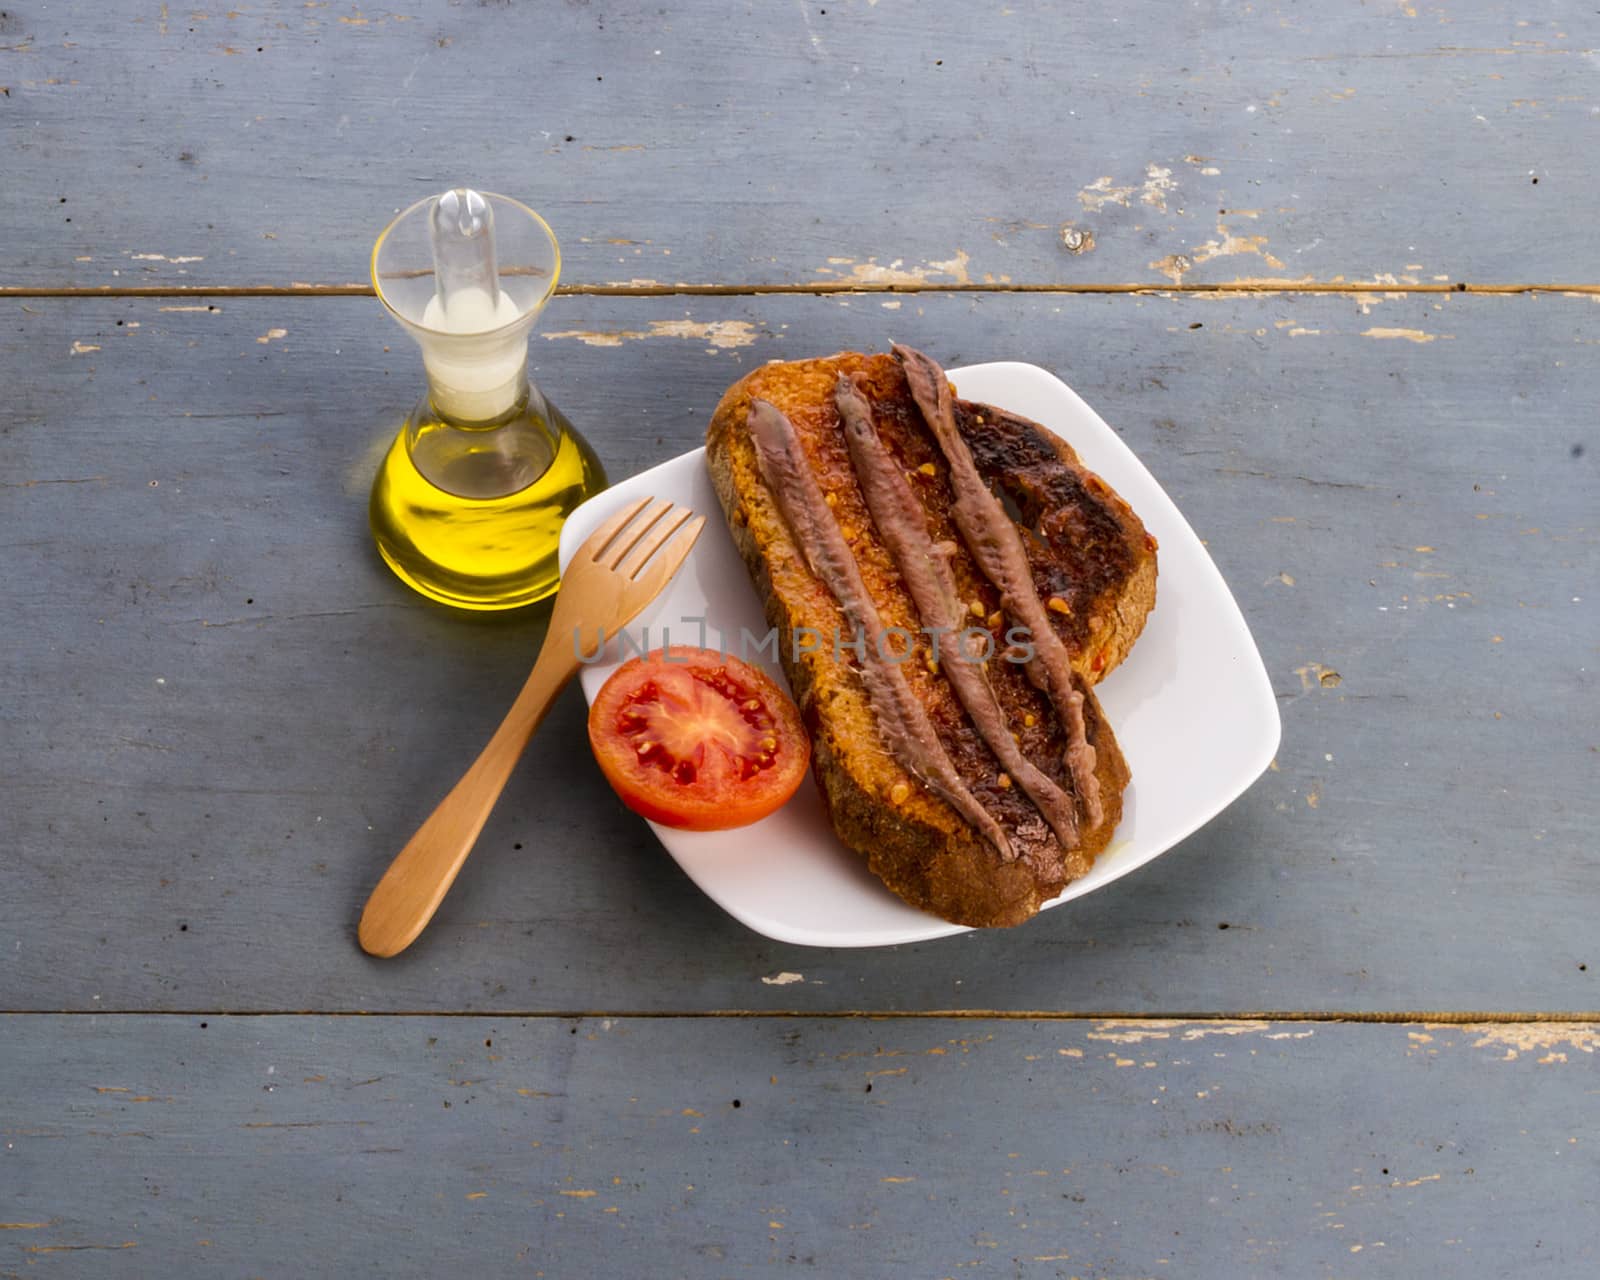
[1458,1023,1599,1061]
[1362,327,1449,344]
[1078,176,1136,211]
[542,319,759,349]
[1088,1020,1277,1044]
[1141,164,1177,210]
[813,251,971,286]
[761,971,805,986]
[1294,663,1342,690]
[1150,220,1285,284]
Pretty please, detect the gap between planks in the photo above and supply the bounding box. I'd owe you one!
[3,282,1600,300]
[1,1010,1596,1023]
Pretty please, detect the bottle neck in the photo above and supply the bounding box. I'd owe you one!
[421,345,530,424]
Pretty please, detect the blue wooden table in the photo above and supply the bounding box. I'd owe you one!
[2,3,1596,1275]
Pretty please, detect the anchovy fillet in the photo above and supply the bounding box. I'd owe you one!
[834,373,1081,855]
[746,397,1012,859]
[894,344,1103,829]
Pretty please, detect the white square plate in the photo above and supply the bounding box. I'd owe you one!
[558,362,1279,947]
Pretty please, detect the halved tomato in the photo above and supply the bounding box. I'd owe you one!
[587,646,811,831]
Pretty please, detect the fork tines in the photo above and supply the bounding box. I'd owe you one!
[587,497,704,581]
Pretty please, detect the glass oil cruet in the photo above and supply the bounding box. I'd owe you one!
[368,188,606,609]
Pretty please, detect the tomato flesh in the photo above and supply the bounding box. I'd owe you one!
[588,647,810,831]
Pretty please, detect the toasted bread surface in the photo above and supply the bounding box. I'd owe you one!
[705,352,1153,927]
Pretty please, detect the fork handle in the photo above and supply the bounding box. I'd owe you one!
[357,626,581,959]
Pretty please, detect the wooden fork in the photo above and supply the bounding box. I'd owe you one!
[358,496,706,958]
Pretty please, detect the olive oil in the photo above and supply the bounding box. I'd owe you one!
[369,392,607,611]
[367,187,605,609]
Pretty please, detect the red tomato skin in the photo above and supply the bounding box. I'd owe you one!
[587,647,810,832]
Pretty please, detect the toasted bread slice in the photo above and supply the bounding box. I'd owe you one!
[705,351,1156,927]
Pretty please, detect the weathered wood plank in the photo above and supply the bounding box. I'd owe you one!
[2,292,1596,1013]
[2,1,1596,289]
[1,1015,1595,1276]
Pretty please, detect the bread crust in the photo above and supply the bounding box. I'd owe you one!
[705,352,1153,927]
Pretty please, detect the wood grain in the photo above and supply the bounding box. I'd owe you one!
[1,1014,1595,1277]
[2,291,1594,1014]
[2,1,1596,290]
